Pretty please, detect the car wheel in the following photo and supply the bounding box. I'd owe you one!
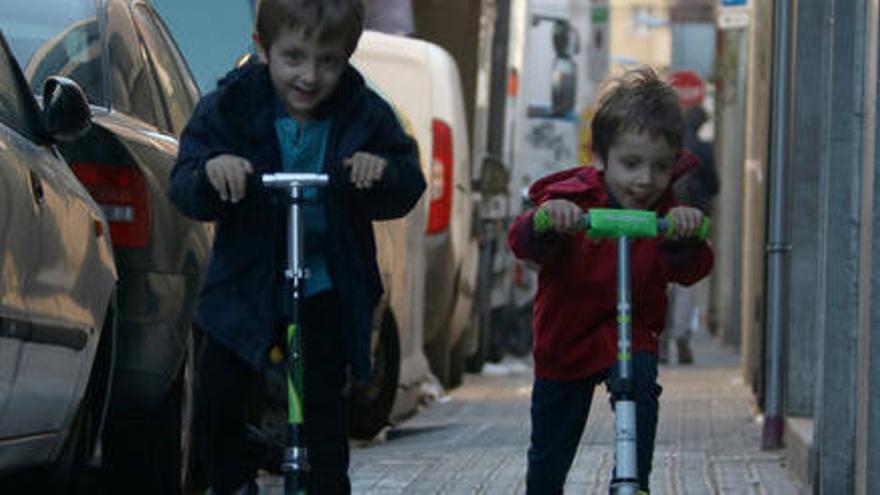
[349,310,400,440]
[185,326,206,491]
[103,327,194,495]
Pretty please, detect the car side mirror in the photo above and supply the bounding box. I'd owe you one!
[474,155,509,197]
[42,76,91,142]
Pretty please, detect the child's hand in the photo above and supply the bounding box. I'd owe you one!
[205,154,254,203]
[667,206,704,239]
[344,152,387,189]
[539,199,583,233]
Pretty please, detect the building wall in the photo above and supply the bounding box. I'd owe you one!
[738,0,773,400]
[608,0,673,70]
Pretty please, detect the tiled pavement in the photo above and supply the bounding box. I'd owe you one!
[261,330,805,494]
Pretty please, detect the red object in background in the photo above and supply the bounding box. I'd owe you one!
[668,70,706,108]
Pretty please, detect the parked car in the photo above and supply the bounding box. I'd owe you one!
[351,30,481,389]
[0,31,117,487]
[1,0,211,491]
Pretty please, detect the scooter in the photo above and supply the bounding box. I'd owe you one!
[536,207,709,495]
[262,172,329,495]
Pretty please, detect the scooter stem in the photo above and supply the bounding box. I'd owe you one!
[262,172,329,495]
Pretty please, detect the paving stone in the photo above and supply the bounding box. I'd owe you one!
[258,332,803,494]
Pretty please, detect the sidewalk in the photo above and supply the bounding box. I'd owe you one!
[261,331,804,493]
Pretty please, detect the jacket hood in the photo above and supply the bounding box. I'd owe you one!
[211,58,367,138]
[527,148,701,209]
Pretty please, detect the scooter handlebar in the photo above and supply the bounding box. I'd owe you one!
[261,172,329,189]
[534,207,711,240]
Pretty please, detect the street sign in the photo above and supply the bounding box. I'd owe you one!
[718,9,749,29]
[668,70,706,108]
[718,0,749,30]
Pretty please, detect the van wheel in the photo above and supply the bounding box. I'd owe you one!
[349,310,400,440]
[465,247,494,373]
[464,320,490,373]
[424,330,451,387]
[464,295,494,373]
[448,337,467,389]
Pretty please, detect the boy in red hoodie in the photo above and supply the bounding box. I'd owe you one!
[508,67,714,494]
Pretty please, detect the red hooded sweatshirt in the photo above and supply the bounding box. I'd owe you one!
[508,152,714,381]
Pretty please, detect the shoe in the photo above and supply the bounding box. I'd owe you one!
[676,337,693,365]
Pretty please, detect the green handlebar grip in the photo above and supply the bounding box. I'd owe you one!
[532,206,711,240]
[587,209,659,239]
[663,214,712,241]
[533,207,554,235]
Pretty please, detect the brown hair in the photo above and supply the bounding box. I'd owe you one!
[590,66,684,163]
[255,0,366,56]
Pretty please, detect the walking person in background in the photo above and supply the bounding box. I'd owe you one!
[168,0,425,492]
[662,104,719,364]
[508,67,714,494]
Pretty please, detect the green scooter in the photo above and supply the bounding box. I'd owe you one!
[262,172,329,495]
[535,207,709,495]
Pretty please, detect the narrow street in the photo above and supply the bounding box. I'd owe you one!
[259,330,804,494]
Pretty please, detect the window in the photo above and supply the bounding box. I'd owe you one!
[0,38,39,139]
[630,6,655,36]
[132,4,198,135]
[105,0,163,128]
[0,0,104,105]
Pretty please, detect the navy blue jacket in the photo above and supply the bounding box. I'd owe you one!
[168,61,425,380]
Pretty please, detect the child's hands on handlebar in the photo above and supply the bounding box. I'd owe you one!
[206,154,254,203]
[666,206,704,240]
[537,199,584,233]
[344,151,387,189]
[533,203,710,240]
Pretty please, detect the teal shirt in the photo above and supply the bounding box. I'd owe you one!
[274,114,333,296]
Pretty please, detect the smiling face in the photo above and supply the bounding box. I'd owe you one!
[256,26,348,121]
[601,130,677,210]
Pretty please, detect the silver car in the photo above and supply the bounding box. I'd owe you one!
[0,31,117,488]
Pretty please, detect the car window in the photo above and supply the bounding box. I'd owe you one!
[0,35,40,139]
[131,4,198,135]
[150,0,254,94]
[105,0,164,128]
[0,0,104,105]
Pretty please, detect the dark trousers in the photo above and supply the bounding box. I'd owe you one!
[193,290,351,494]
[526,352,662,494]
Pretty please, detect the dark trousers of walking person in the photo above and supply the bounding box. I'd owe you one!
[526,352,662,494]
[193,290,351,494]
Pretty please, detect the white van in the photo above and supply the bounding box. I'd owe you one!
[352,31,480,389]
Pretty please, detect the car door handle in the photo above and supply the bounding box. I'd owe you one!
[29,170,45,205]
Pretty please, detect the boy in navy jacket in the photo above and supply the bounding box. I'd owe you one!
[168,0,425,492]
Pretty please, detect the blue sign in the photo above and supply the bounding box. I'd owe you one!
[721,0,747,6]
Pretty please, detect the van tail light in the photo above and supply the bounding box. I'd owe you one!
[69,162,150,248]
[427,119,453,234]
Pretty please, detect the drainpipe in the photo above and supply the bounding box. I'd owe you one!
[762,0,793,450]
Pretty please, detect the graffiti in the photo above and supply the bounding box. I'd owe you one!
[526,121,573,162]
